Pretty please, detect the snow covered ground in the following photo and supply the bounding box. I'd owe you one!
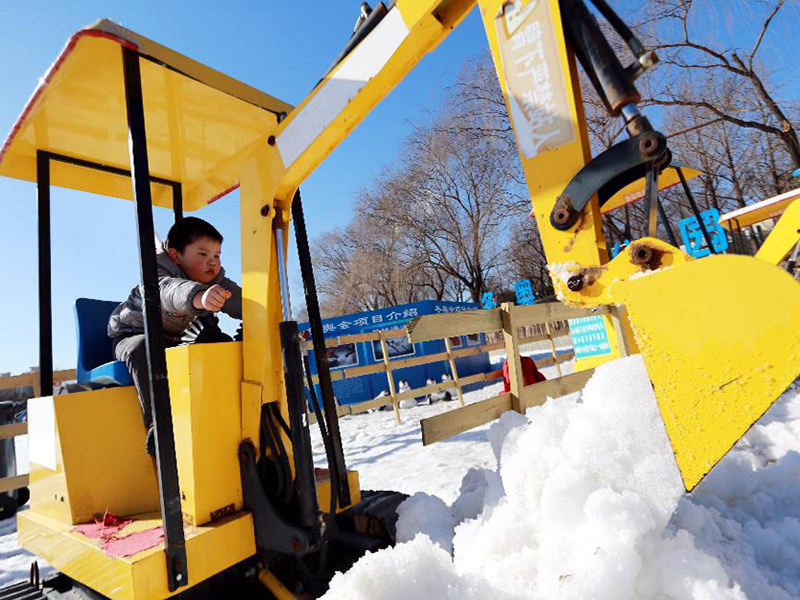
[2,354,800,599]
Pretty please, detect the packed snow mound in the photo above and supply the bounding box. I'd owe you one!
[395,492,456,553]
[324,535,496,600]
[323,356,756,599]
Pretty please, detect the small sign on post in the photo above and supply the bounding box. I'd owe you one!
[568,315,612,359]
[481,292,498,309]
[514,279,536,305]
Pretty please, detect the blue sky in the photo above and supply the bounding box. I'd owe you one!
[0,1,492,374]
[1,1,798,376]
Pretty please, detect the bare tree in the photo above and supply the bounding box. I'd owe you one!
[312,55,533,311]
[312,211,440,316]
[363,113,521,303]
[645,0,800,173]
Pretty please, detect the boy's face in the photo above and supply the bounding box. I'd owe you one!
[168,236,222,284]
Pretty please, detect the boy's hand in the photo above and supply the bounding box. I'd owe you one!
[193,285,232,312]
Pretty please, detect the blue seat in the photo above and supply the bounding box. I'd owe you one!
[74,298,132,387]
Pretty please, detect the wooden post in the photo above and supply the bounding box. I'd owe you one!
[544,322,563,377]
[444,337,465,407]
[31,367,41,398]
[380,333,402,424]
[609,305,630,358]
[501,302,525,414]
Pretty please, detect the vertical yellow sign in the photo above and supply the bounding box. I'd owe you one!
[480,0,630,371]
[495,0,575,158]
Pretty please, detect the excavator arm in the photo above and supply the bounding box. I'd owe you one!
[275,0,800,492]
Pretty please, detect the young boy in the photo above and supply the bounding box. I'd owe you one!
[108,217,242,454]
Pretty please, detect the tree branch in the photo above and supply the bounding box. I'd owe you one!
[750,0,785,71]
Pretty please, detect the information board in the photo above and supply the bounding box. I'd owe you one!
[569,315,612,358]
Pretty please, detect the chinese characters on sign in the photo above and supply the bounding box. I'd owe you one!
[306,303,480,344]
[514,279,536,305]
[611,239,630,259]
[496,0,574,159]
[322,307,420,333]
[678,208,729,258]
[569,315,612,358]
[434,304,474,314]
[481,292,498,309]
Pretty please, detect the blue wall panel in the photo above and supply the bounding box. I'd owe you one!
[299,300,492,405]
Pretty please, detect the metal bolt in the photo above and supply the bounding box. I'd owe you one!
[268,135,276,146]
[552,196,574,227]
[631,245,654,265]
[567,274,585,292]
[260,205,270,217]
[639,135,657,155]
[553,209,571,225]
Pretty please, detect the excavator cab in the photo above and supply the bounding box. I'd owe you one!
[0,20,374,599]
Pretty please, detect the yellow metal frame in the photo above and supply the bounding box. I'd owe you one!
[601,165,702,214]
[26,388,159,526]
[0,20,291,211]
[18,509,256,600]
[755,198,800,265]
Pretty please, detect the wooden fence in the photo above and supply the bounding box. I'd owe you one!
[406,302,629,445]
[305,329,508,424]
[0,368,77,495]
[304,303,594,426]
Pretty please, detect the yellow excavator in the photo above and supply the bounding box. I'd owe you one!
[1,1,799,598]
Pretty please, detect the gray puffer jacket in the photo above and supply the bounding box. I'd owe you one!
[108,244,243,341]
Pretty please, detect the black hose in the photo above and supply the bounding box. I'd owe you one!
[266,405,294,506]
[588,0,646,58]
[293,190,350,506]
[261,406,286,502]
[303,355,337,577]
[272,405,292,439]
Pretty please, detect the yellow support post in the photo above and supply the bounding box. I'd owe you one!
[755,198,800,266]
[258,567,297,600]
[239,143,288,450]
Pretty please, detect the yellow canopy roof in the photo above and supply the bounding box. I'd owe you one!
[0,20,293,211]
[601,165,702,214]
[718,187,800,229]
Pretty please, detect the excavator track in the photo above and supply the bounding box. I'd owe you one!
[0,580,45,600]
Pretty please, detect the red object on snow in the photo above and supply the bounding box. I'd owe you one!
[501,356,546,394]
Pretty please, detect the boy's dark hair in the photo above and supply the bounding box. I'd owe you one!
[166,217,223,253]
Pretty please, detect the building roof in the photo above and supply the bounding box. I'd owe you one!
[718,187,800,229]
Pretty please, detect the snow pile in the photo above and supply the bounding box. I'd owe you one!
[324,356,761,599]
[669,385,800,600]
[395,493,456,553]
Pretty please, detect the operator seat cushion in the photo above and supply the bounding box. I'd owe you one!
[74,298,132,387]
